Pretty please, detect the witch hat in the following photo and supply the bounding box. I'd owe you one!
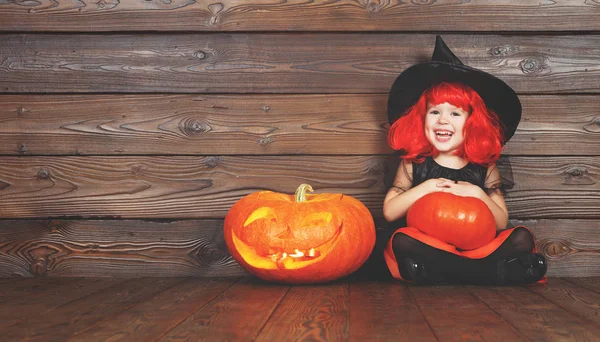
[387,36,521,143]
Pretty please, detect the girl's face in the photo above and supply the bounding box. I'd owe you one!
[424,102,470,155]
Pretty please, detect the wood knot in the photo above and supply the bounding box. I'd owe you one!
[29,246,56,276]
[563,166,595,185]
[48,220,64,233]
[96,0,118,10]
[538,239,572,259]
[18,143,27,155]
[490,45,519,57]
[204,156,220,168]
[194,50,207,60]
[31,259,47,276]
[208,3,224,25]
[181,118,212,136]
[131,165,143,175]
[519,56,548,74]
[263,105,270,112]
[566,167,586,177]
[258,136,274,146]
[17,107,27,115]
[411,0,436,5]
[362,0,387,12]
[583,116,600,133]
[37,169,51,179]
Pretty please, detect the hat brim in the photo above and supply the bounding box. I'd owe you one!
[387,62,521,143]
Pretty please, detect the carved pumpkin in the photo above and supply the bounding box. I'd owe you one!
[224,184,376,284]
[407,192,496,250]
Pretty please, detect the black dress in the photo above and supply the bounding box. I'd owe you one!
[411,157,487,189]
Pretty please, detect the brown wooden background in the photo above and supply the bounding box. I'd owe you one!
[0,0,598,278]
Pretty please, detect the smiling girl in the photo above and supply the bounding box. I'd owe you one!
[381,37,547,285]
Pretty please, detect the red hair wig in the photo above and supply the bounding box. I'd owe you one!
[387,82,504,166]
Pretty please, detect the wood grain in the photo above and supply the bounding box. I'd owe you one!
[409,285,527,341]
[348,281,436,341]
[256,283,349,342]
[0,219,597,278]
[1,278,183,342]
[470,286,600,341]
[158,278,289,341]
[1,0,599,32]
[2,34,600,93]
[0,277,68,301]
[69,277,239,342]
[0,278,125,330]
[513,220,600,278]
[563,277,600,294]
[0,219,245,278]
[0,155,597,219]
[0,94,598,156]
[527,278,600,328]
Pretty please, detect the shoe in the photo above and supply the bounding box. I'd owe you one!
[402,257,446,285]
[497,253,547,285]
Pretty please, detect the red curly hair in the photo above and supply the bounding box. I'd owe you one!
[387,82,504,166]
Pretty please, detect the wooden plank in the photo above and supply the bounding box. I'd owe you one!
[348,281,436,341]
[1,219,597,279]
[1,277,183,341]
[1,1,599,32]
[158,278,289,341]
[0,219,245,278]
[0,277,125,330]
[2,34,600,94]
[409,286,526,341]
[69,277,239,341]
[0,155,597,219]
[527,278,600,328]
[255,283,349,342]
[470,286,600,341]
[562,277,600,294]
[513,220,600,278]
[0,277,64,301]
[0,94,597,156]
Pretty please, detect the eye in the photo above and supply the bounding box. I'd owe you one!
[451,112,461,116]
[244,207,277,227]
[300,212,333,228]
[429,110,440,115]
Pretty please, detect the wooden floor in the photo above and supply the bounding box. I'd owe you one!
[1,277,599,341]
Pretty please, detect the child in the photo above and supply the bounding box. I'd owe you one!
[382,36,547,285]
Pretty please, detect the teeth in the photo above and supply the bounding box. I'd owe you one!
[270,248,320,262]
[436,131,453,136]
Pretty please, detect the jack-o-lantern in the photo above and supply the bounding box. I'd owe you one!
[407,192,496,250]
[224,184,376,284]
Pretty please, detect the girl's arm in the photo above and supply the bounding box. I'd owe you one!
[481,163,510,230]
[383,159,445,222]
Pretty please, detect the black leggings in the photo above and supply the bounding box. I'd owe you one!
[392,227,536,284]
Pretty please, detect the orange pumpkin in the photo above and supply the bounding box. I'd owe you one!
[407,192,496,250]
[224,184,376,284]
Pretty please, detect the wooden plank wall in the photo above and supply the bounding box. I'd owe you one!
[0,0,598,278]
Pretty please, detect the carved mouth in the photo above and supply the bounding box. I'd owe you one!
[231,223,343,270]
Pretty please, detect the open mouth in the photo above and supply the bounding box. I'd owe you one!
[231,223,343,270]
[434,130,453,142]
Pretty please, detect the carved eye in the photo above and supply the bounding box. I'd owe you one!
[244,207,277,227]
[300,212,333,228]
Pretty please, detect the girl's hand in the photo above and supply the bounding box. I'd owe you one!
[421,178,456,194]
[436,179,486,199]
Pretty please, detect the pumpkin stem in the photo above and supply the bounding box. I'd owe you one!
[295,183,314,202]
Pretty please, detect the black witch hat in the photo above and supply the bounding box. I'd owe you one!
[387,36,521,143]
